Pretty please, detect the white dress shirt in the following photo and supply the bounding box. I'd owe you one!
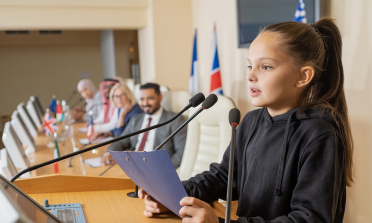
[135,107,163,152]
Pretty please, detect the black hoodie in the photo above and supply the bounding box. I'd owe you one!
[182,107,346,222]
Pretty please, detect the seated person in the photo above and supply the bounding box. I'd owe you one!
[73,79,102,122]
[94,78,120,125]
[90,82,142,139]
[101,83,187,169]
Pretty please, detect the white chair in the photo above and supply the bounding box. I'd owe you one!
[178,95,236,181]
[0,148,17,180]
[161,91,192,118]
[26,100,41,128]
[2,122,31,178]
[123,78,136,93]
[11,111,36,154]
[17,103,37,137]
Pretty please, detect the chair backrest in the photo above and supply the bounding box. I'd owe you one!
[26,101,41,128]
[0,148,17,180]
[161,91,192,118]
[17,103,37,137]
[123,78,136,93]
[2,122,31,178]
[178,95,236,180]
[30,96,44,122]
[11,111,36,154]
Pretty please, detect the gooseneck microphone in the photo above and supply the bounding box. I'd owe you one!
[225,108,241,223]
[71,97,84,108]
[10,93,206,182]
[66,90,78,104]
[154,94,218,152]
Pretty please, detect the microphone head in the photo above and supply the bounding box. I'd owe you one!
[189,93,205,107]
[201,94,218,110]
[229,108,241,127]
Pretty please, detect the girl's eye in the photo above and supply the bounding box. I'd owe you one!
[262,65,272,70]
[247,65,252,71]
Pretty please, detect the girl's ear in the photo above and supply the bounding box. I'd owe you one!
[296,66,315,88]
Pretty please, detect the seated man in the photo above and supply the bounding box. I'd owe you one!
[101,83,187,169]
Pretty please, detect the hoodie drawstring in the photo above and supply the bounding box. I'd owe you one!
[274,111,296,196]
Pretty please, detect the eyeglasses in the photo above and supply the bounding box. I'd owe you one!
[113,93,127,99]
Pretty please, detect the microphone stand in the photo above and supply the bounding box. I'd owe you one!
[10,105,191,183]
[225,124,237,223]
[66,90,77,104]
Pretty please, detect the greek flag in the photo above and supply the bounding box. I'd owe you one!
[294,0,307,23]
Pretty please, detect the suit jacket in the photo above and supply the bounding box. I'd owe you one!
[107,109,187,168]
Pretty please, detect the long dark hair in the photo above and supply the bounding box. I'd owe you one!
[261,17,354,186]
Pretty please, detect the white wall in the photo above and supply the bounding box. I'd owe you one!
[192,0,253,116]
[193,0,372,222]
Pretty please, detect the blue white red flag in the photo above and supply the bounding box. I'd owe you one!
[189,29,200,95]
[49,96,57,114]
[210,25,223,95]
[294,0,307,23]
[42,110,58,136]
[87,112,94,141]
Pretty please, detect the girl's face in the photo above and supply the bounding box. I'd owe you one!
[247,32,303,117]
[80,87,93,99]
[113,88,130,108]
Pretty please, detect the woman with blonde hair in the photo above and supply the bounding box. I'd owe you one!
[91,83,143,139]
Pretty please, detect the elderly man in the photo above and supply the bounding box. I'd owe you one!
[101,83,187,169]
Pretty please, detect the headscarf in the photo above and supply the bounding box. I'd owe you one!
[99,79,119,123]
[77,79,97,112]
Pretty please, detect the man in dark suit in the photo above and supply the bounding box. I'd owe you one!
[101,83,187,168]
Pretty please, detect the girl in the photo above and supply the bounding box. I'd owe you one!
[140,17,353,223]
[74,79,102,122]
[91,83,143,139]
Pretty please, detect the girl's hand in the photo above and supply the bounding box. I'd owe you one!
[179,197,218,223]
[138,189,170,217]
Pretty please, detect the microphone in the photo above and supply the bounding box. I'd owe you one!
[154,94,218,151]
[71,97,84,108]
[225,108,241,223]
[10,93,206,182]
[66,90,78,104]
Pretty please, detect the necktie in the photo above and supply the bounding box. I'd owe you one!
[138,117,152,151]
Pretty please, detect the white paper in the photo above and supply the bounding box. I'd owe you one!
[78,137,114,145]
[83,157,103,168]
[78,127,87,133]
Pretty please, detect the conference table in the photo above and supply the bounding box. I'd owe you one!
[15,121,239,222]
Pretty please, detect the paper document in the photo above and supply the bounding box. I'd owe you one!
[78,127,87,133]
[78,137,114,145]
[110,150,188,217]
[83,157,103,168]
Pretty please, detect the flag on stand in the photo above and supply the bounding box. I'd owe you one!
[53,133,60,174]
[42,109,58,136]
[56,100,64,122]
[294,0,307,23]
[210,25,223,95]
[189,29,200,95]
[49,96,57,114]
[87,111,94,141]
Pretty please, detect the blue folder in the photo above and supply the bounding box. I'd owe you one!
[109,150,188,217]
